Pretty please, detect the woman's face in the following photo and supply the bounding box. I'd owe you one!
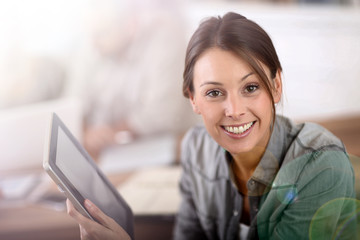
[190,48,282,156]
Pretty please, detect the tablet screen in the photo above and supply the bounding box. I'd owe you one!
[56,127,122,216]
[46,114,133,238]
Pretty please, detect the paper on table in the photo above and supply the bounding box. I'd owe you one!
[117,166,182,215]
[99,134,176,174]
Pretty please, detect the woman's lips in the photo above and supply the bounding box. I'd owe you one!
[222,121,256,138]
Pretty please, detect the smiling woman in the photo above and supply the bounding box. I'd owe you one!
[173,12,358,240]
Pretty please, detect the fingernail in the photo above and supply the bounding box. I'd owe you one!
[85,199,92,209]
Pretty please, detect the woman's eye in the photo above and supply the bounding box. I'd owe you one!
[244,84,259,93]
[206,90,223,97]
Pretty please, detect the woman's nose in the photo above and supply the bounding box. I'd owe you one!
[224,95,245,120]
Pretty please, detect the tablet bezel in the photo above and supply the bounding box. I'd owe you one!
[43,113,134,238]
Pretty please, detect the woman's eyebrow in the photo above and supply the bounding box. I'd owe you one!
[199,72,254,87]
[241,72,254,81]
[199,81,223,87]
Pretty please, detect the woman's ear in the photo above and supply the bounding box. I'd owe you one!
[189,92,201,115]
[273,69,282,104]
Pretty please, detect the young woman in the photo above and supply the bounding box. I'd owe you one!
[173,12,357,240]
[67,12,357,240]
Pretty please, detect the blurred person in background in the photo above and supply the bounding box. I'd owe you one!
[66,0,199,159]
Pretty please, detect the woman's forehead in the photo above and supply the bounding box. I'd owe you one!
[193,48,271,83]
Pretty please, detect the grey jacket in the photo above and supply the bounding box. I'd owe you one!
[173,115,356,240]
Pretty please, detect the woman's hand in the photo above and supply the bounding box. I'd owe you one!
[66,199,131,240]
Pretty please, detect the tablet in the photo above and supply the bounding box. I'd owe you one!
[43,113,134,239]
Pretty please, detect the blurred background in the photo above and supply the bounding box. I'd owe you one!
[0,0,359,116]
[0,0,359,239]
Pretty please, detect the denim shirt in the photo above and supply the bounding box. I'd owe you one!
[173,115,357,240]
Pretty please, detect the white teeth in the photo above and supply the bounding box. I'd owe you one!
[224,122,254,134]
[234,127,239,134]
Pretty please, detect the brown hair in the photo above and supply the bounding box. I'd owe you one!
[183,12,282,116]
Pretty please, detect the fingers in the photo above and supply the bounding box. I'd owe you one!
[67,199,131,240]
[82,200,131,240]
[84,199,117,229]
[66,199,91,224]
[79,225,91,240]
[66,198,115,230]
[66,199,108,240]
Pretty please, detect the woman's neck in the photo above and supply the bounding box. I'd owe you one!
[230,146,266,193]
[229,125,273,194]
[231,125,272,181]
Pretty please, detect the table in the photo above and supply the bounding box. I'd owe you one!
[0,170,176,240]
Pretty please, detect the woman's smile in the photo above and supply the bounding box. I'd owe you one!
[221,121,256,138]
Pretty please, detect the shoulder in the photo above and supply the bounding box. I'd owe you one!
[181,125,213,150]
[276,117,353,193]
[296,121,345,152]
[277,115,347,163]
[291,121,351,174]
[275,115,344,152]
[181,125,228,179]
